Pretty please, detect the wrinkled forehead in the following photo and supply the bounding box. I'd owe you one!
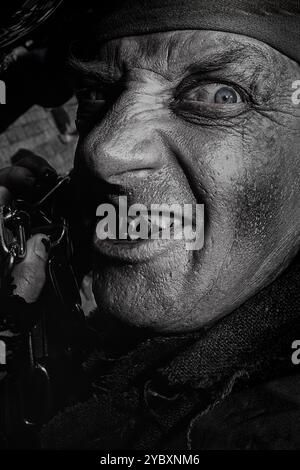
[70,30,280,82]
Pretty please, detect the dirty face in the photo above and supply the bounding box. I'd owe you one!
[71,30,300,333]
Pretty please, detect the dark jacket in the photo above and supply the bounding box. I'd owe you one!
[1,253,300,450]
[41,254,300,450]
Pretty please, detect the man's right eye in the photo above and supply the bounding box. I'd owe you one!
[76,88,106,102]
[75,88,107,133]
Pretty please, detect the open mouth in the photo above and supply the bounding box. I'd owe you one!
[93,208,199,263]
[96,207,195,239]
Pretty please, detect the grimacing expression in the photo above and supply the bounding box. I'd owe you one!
[72,30,300,333]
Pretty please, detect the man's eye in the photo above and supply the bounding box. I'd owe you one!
[76,88,105,101]
[183,83,243,105]
[76,88,107,134]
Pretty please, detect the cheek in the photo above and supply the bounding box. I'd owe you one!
[172,117,299,245]
[171,124,246,227]
[233,173,283,250]
[237,118,300,238]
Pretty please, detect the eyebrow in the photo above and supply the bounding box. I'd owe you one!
[67,52,122,85]
[67,41,269,84]
[185,46,249,74]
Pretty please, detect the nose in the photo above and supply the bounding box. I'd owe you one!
[76,91,168,186]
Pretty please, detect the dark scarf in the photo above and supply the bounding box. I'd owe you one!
[41,254,300,449]
[77,0,300,64]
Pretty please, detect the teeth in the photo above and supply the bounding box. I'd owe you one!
[124,214,175,239]
[149,213,181,231]
[183,225,196,241]
[129,213,186,238]
[97,212,186,240]
[159,215,171,230]
[128,217,143,240]
[173,218,182,229]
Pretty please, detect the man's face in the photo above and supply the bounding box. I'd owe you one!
[72,30,300,333]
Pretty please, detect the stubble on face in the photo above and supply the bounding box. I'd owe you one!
[71,30,300,332]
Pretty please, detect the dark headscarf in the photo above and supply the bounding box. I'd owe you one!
[86,0,300,63]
